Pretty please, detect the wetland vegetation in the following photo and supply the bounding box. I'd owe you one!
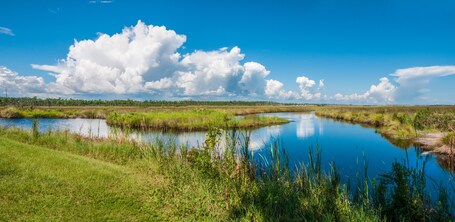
[106,109,289,131]
[2,99,455,221]
[315,106,455,154]
[1,122,453,221]
[0,102,310,130]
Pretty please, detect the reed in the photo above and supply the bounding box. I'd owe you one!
[315,106,455,141]
[0,105,311,119]
[106,109,289,130]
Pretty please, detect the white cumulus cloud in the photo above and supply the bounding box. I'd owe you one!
[296,76,325,100]
[31,21,282,99]
[265,79,300,99]
[0,66,47,96]
[390,66,455,102]
[296,76,315,99]
[3,21,450,104]
[331,66,455,104]
[175,47,244,96]
[239,62,270,96]
[334,77,396,103]
[33,20,186,95]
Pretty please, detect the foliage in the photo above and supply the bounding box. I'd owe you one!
[106,110,289,130]
[1,124,453,221]
[371,157,449,221]
[443,133,455,147]
[0,96,295,107]
[0,103,311,120]
[315,106,455,141]
[414,108,455,131]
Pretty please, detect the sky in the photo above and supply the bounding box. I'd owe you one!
[1,0,455,104]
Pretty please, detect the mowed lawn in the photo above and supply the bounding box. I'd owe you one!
[0,138,161,221]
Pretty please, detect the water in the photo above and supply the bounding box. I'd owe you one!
[1,112,454,195]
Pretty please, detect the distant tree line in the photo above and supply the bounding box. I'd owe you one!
[0,97,308,107]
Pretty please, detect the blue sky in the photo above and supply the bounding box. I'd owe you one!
[1,0,455,104]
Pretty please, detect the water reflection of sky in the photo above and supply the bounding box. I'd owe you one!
[297,113,325,138]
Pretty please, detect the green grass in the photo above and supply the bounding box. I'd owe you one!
[315,106,455,141]
[0,125,453,221]
[106,109,289,130]
[0,138,158,221]
[0,105,311,119]
[0,107,106,119]
[0,129,234,221]
[443,132,455,147]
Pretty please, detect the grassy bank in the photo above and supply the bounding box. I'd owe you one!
[0,106,107,119]
[0,105,304,130]
[106,109,289,131]
[1,124,453,221]
[0,105,311,119]
[0,138,157,221]
[315,106,455,142]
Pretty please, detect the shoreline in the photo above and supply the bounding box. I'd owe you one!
[414,132,455,156]
[315,111,454,156]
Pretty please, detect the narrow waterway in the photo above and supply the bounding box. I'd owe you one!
[1,112,454,198]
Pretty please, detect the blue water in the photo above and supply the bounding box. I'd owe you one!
[255,113,453,187]
[1,112,454,197]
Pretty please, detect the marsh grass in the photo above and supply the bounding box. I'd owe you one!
[0,105,311,119]
[315,106,455,142]
[0,123,453,221]
[0,106,107,119]
[106,109,289,131]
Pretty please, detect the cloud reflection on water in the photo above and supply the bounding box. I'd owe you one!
[296,112,322,139]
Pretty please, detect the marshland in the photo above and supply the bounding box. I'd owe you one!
[1,99,455,221]
[4,0,455,220]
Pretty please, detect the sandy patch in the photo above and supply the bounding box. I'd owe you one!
[413,132,447,148]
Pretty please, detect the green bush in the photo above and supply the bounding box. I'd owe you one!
[442,133,455,147]
[1,107,22,118]
[414,109,455,131]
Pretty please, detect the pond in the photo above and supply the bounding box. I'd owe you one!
[1,112,454,195]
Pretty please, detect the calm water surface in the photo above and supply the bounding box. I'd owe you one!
[1,112,454,194]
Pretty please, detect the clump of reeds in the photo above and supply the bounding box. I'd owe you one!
[106,109,289,131]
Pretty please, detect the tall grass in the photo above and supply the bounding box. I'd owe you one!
[0,123,453,221]
[0,105,311,119]
[0,106,106,119]
[31,119,39,139]
[315,106,455,142]
[106,109,289,131]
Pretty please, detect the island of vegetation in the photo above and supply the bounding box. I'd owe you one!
[106,109,291,131]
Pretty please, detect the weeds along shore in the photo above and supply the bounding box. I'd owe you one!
[314,106,455,154]
[0,122,454,221]
[1,104,454,152]
[105,109,290,131]
[0,107,293,130]
[0,105,312,119]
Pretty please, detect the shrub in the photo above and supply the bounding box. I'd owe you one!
[1,107,22,118]
[442,133,455,147]
[414,108,432,130]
